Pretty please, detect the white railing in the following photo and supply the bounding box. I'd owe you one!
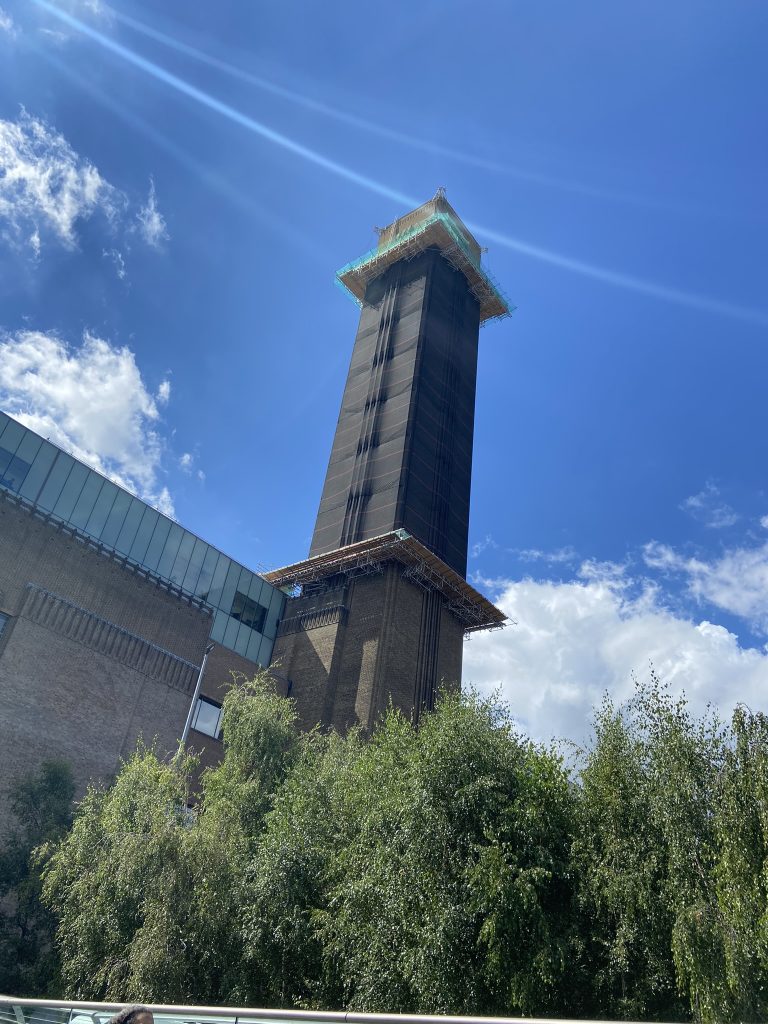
[0,996,643,1024]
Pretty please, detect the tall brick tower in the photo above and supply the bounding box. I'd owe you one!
[267,191,509,732]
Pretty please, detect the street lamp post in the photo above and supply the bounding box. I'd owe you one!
[181,642,215,745]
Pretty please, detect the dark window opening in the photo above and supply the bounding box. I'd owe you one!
[230,590,267,633]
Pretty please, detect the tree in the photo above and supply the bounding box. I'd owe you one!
[42,673,300,1002]
[0,759,75,996]
[710,706,768,1021]
[314,692,580,1015]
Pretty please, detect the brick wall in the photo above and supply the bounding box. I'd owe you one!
[0,497,213,835]
[270,562,463,733]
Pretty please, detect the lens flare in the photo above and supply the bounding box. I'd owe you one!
[104,4,688,212]
[33,0,768,327]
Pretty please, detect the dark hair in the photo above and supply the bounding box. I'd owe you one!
[108,1007,152,1024]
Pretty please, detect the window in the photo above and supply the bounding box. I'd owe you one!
[0,446,32,493]
[191,696,223,739]
[0,612,9,639]
[230,590,267,633]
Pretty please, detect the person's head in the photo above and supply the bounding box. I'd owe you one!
[108,1006,154,1024]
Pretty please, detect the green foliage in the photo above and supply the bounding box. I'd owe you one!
[316,692,577,1015]
[39,668,768,1019]
[0,759,75,996]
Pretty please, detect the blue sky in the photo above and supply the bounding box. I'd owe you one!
[1,0,767,741]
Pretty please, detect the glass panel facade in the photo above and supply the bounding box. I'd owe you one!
[69,473,105,531]
[169,532,196,587]
[15,431,43,466]
[142,514,172,571]
[129,506,160,564]
[100,488,132,547]
[0,449,32,493]
[114,497,146,556]
[53,463,89,520]
[0,413,285,668]
[37,452,75,511]
[18,442,57,504]
[181,538,208,593]
[156,522,184,577]
[0,416,25,453]
[85,480,119,536]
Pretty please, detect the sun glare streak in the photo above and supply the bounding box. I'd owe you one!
[105,4,685,213]
[467,224,768,327]
[34,0,768,328]
[33,44,332,267]
[33,0,414,209]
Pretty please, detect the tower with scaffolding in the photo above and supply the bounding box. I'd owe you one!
[267,190,510,732]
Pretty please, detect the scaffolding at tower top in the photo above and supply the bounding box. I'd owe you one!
[336,193,513,325]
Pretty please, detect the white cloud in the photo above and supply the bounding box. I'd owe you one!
[0,6,16,36]
[644,539,768,633]
[0,329,175,516]
[516,545,577,564]
[179,450,205,483]
[0,111,168,261]
[102,247,126,280]
[156,379,171,404]
[0,110,122,251]
[471,534,498,557]
[463,572,768,746]
[760,515,768,530]
[136,178,168,248]
[680,481,738,529]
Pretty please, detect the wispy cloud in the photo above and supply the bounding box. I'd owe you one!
[156,378,171,404]
[0,109,168,264]
[0,6,16,37]
[0,109,122,250]
[0,329,175,516]
[516,545,578,565]
[680,481,738,529]
[644,539,768,634]
[179,449,205,482]
[471,534,499,558]
[136,177,168,247]
[471,537,578,565]
[577,558,629,585]
[102,247,126,280]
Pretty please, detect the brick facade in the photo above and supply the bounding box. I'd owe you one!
[271,563,464,732]
[0,493,268,834]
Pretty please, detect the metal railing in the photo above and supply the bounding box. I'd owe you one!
[0,996,643,1024]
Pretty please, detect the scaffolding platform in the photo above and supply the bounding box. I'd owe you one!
[336,191,513,325]
[265,530,507,634]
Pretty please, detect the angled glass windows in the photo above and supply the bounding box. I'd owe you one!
[0,413,285,669]
[19,443,57,504]
[85,481,120,537]
[53,463,89,520]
